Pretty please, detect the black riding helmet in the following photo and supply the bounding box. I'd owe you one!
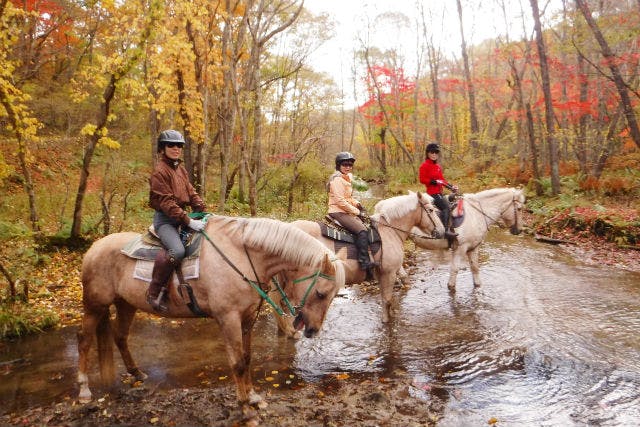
[335,151,356,170]
[157,129,185,152]
[426,142,440,154]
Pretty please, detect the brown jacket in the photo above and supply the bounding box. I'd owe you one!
[328,172,360,215]
[149,155,206,225]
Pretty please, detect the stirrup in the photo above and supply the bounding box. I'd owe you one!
[147,288,168,313]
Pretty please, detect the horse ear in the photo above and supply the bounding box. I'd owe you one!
[416,191,422,198]
[321,253,333,274]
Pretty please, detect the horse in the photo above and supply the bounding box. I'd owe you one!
[409,187,525,291]
[274,192,444,331]
[77,215,345,409]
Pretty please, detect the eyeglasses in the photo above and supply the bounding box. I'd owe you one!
[341,162,354,167]
[166,143,184,148]
[427,151,439,154]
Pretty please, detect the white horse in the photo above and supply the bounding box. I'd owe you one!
[403,187,525,291]
[279,192,444,327]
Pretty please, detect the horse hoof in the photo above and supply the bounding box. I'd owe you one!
[78,390,92,404]
[248,390,265,407]
[131,368,148,381]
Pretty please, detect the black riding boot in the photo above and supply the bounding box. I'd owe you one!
[147,250,177,313]
[438,207,458,239]
[355,230,376,280]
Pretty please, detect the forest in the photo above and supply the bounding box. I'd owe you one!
[0,0,639,334]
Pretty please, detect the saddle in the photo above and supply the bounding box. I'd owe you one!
[120,216,209,317]
[449,194,465,229]
[320,215,381,261]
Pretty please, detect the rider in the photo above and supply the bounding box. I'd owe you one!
[147,129,207,312]
[419,142,459,239]
[327,152,375,277]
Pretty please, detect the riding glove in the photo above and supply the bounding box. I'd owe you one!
[188,218,206,231]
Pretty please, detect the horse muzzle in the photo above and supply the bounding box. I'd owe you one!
[510,225,522,235]
[293,311,318,338]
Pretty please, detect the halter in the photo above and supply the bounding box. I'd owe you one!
[200,229,335,317]
[465,192,522,232]
[370,198,441,241]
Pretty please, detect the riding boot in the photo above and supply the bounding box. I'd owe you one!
[355,230,377,280]
[147,250,177,313]
[443,215,458,239]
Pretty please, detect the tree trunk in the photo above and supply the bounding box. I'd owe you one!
[575,0,640,150]
[456,0,479,154]
[530,0,561,195]
[0,90,41,234]
[71,74,117,238]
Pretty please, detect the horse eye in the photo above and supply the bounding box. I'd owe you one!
[315,290,326,300]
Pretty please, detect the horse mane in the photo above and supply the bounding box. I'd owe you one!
[230,217,333,267]
[470,187,525,203]
[374,192,432,220]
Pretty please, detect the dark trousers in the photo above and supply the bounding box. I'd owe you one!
[432,193,451,229]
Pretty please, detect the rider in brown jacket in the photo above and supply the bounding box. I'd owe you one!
[147,130,206,312]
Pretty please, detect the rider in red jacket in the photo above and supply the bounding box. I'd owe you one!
[419,143,458,239]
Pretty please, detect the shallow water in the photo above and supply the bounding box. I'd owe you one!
[1,231,639,425]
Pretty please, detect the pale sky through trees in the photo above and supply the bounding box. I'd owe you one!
[304,0,562,108]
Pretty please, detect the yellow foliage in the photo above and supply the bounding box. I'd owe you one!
[80,124,98,136]
[98,136,121,149]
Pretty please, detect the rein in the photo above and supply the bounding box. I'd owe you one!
[464,194,521,231]
[200,229,331,317]
[370,200,441,240]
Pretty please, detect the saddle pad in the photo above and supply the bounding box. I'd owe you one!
[120,232,203,261]
[318,222,381,260]
[452,199,465,229]
[133,257,200,283]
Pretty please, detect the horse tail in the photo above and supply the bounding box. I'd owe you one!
[96,311,115,385]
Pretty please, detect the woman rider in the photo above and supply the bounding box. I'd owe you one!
[327,152,375,277]
[147,129,207,312]
[419,142,459,239]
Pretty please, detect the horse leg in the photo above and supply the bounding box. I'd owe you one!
[113,301,146,381]
[77,306,110,403]
[241,321,265,408]
[467,247,482,287]
[447,249,462,292]
[218,313,251,405]
[396,265,409,286]
[379,272,396,323]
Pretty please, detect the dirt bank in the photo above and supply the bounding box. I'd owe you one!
[1,373,445,427]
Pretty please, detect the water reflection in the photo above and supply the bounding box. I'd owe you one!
[2,232,639,425]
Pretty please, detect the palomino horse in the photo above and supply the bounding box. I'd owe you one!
[77,215,345,408]
[409,187,525,291]
[276,192,443,330]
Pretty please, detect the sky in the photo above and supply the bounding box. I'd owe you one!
[302,0,562,107]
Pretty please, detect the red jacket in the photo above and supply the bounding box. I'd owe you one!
[419,159,450,196]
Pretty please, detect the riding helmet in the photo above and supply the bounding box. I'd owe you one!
[157,129,185,152]
[335,151,356,170]
[426,142,440,154]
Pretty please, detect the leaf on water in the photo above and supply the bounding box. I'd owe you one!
[271,370,278,374]
[265,376,274,382]
[335,373,349,380]
[196,371,205,377]
[272,384,280,388]
[488,417,498,424]
[150,417,159,424]
[218,376,228,381]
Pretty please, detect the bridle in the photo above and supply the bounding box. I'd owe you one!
[199,227,336,318]
[370,198,442,241]
[466,193,523,232]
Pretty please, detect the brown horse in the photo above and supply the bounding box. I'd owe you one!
[409,187,526,291]
[275,192,443,331]
[77,215,345,408]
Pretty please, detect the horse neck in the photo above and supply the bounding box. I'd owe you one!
[471,191,512,225]
[375,209,418,242]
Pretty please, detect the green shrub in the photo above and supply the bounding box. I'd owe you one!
[0,303,59,339]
